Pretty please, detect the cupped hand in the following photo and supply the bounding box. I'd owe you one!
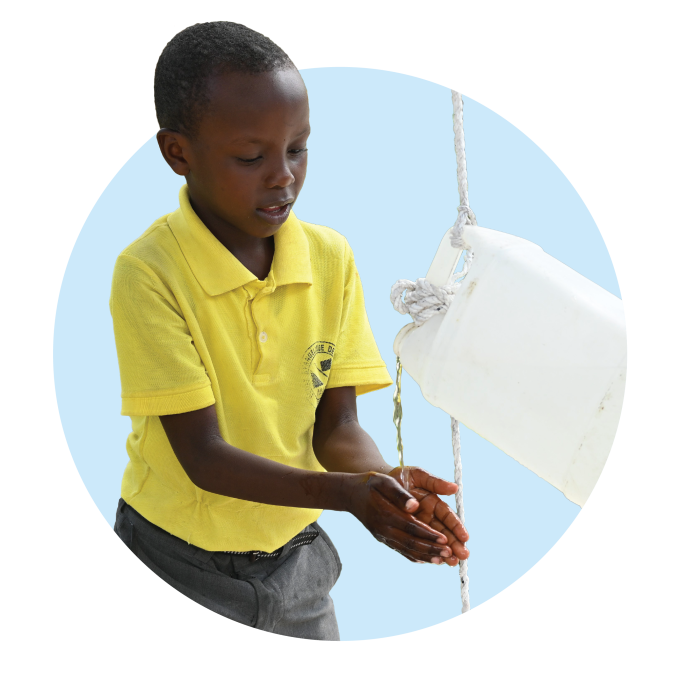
[343,472,454,564]
[389,466,470,566]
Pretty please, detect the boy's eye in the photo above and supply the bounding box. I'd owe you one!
[236,148,307,164]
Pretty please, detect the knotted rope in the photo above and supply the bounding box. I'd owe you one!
[391,89,473,614]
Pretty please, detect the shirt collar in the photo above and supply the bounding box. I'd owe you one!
[168,185,313,296]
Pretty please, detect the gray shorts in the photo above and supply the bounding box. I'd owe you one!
[114,499,342,640]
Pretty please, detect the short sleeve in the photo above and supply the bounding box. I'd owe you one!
[325,242,393,396]
[109,254,215,416]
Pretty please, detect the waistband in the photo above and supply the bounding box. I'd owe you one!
[118,498,319,562]
[223,529,320,562]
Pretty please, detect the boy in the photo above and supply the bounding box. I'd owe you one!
[110,21,469,641]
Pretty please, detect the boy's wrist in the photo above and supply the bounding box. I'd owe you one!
[325,469,398,515]
[296,470,356,513]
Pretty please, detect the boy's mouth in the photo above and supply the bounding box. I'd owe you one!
[258,203,290,215]
[256,201,293,225]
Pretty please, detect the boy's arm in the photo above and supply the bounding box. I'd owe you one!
[159,405,453,563]
[312,386,394,475]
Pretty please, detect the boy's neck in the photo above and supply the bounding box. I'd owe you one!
[230,236,276,282]
[189,195,275,282]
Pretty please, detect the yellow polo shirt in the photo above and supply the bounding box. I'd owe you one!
[110,185,393,552]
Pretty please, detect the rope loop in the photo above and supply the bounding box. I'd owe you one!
[390,243,474,326]
[450,206,477,249]
[390,278,456,326]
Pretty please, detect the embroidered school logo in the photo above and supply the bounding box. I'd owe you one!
[302,341,336,403]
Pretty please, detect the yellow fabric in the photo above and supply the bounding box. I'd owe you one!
[110,185,393,552]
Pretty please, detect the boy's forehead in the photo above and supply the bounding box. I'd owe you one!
[202,68,309,139]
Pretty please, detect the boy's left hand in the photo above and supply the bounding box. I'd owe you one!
[388,467,469,566]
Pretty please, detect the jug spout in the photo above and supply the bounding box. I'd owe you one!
[393,322,416,357]
[393,314,445,390]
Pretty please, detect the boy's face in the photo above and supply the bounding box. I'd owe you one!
[158,68,310,240]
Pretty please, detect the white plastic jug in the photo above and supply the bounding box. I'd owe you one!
[394,224,626,507]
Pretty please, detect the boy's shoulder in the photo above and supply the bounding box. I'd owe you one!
[116,213,177,269]
[296,218,352,265]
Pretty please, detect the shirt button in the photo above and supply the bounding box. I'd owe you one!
[259,331,268,343]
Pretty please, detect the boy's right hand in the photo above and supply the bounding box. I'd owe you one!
[343,472,453,564]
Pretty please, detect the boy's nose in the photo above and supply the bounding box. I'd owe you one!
[265,160,295,189]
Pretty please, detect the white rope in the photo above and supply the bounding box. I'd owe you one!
[451,416,470,613]
[391,89,473,614]
[450,90,471,615]
[450,91,477,248]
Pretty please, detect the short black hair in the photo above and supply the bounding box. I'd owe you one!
[154,21,295,137]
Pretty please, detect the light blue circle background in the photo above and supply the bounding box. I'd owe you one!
[54,67,619,641]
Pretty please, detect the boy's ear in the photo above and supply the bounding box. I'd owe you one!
[157,129,191,177]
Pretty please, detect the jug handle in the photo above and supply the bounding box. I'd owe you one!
[426,227,464,288]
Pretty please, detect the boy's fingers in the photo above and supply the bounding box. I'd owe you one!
[430,519,470,560]
[430,519,458,552]
[394,508,449,543]
[430,518,453,539]
[386,506,449,545]
[409,468,457,496]
[398,551,426,564]
[383,528,453,558]
[431,479,458,496]
[372,474,419,513]
[435,501,469,542]
[371,491,449,545]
